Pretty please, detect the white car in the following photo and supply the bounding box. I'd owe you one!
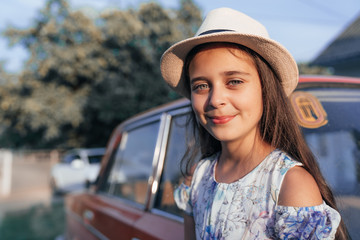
[50,148,105,194]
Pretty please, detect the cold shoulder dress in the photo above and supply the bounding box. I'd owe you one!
[174,149,341,239]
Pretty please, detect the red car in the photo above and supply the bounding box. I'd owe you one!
[65,75,360,239]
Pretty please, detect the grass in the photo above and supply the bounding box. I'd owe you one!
[0,199,65,240]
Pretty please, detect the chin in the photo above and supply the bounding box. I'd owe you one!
[208,132,238,142]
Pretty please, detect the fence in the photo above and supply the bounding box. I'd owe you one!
[0,149,63,211]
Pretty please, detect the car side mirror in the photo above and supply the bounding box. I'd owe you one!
[71,159,85,169]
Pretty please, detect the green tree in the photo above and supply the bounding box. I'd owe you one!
[0,65,24,147]
[3,0,102,147]
[298,62,332,75]
[1,0,202,148]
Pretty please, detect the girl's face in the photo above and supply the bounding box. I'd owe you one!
[189,45,263,144]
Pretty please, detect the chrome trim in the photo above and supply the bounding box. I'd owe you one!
[115,99,190,131]
[83,209,95,221]
[100,188,147,211]
[151,208,184,223]
[145,113,170,210]
[148,113,172,209]
[119,132,128,151]
[108,131,128,196]
[66,208,109,240]
[168,106,192,116]
[149,108,193,223]
[123,114,162,133]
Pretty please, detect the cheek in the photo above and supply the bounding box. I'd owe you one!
[248,92,263,114]
[249,82,263,112]
[191,97,207,124]
[191,94,204,113]
[237,89,263,117]
[191,101,201,118]
[253,93,264,120]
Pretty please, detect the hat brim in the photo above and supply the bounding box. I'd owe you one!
[160,32,299,99]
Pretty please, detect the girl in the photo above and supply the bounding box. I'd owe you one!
[160,8,348,240]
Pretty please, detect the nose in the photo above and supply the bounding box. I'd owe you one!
[207,85,226,109]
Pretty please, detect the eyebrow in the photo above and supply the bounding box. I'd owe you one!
[190,77,207,85]
[223,70,250,76]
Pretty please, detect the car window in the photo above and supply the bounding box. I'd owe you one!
[154,113,196,216]
[88,155,103,164]
[296,87,360,195]
[293,87,360,239]
[62,154,81,163]
[105,121,160,205]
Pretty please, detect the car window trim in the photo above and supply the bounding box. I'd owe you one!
[98,191,147,211]
[146,113,172,210]
[97,105,193,214]
[134,116,164,209]
[123,114,163,133]
[147,106,192,215]
[103,114,164,209]
[151,208,184,223]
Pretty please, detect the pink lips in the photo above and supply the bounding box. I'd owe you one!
[208,115,236,124]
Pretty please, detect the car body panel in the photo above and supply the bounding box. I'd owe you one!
[65,75,360,239]
[65,194,184,240]
[132,212,183,240]
[65,193,173,240]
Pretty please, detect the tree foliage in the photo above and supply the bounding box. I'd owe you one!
[298,62,332,75]
[0,0,202,149]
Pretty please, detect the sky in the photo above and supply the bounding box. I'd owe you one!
[0,0,359,73]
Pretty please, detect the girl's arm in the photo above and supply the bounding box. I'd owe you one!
[278,166,323,206]
[184,214,196,240]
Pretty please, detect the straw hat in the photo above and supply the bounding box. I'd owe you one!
[160,7,299,99]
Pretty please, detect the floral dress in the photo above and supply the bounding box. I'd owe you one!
[174,150,341,239]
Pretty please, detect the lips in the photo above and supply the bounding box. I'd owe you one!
[208,115,236,124]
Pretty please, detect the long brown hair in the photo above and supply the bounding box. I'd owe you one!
[181,42,349,239]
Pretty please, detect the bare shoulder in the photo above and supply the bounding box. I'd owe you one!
[278,166,323,207]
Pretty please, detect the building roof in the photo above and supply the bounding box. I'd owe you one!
[312,14,360,66]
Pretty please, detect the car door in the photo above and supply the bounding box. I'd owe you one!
[89,115,164,239]
[128,109,191,240]
[65,114,164,240]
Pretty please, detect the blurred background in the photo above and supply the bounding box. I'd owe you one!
[0,0,359,239]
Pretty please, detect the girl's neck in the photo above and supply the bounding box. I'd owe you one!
[216,137,273,183]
